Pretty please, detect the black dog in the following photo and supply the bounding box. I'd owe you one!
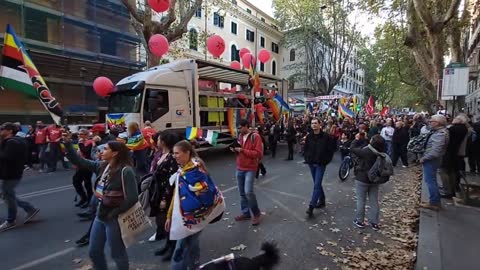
[200,242,280,270]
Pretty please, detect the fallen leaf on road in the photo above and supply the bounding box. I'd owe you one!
[329,228,340,233]
[230,244,247,251]
[72,258,82,264]
[64,240,71,243]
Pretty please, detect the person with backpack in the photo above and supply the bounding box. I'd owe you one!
[303,118,336,217]
[0,122,40,232]
[232,119,264,226]
[420,115,449,210]
[350,134,392,231]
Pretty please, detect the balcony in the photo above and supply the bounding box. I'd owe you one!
[470,64,479,80]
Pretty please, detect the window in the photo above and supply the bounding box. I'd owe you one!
[260,36,265,48]
[214,12,224,28]
[246,8,252,14]
[261,18,265,22]
[231,45,240,61]
[260,62,265,72]
[231,21,237,34]
[144,89,169,122]
[272,60,277,76]
[189,29,198,51]
[271,42,279,53]
[232,0,237,4]
[246,29,255,42]
[195,7,202,18]
[290,49,296,61]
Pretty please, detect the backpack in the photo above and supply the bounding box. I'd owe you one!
[367,146,394,184]
[407,132,433,153]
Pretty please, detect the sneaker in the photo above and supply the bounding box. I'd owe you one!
[419,202,441,211]
[251,215,261,226]
[0,221,16,232]
[370,223,380,231]
[315,201,326,209]
[353,219,365,228]
[75,235,89,247]
[24,208,40,223]
[234,214,251,222]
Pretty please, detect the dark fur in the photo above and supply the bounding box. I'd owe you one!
[201,242,280,270]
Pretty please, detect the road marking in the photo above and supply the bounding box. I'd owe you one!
[220,175,280,194]
[0,185,74,205]
[9,247,77,270]
[259,190,306,222]
[258,187,306,200]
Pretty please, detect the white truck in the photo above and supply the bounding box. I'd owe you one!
[106,59,287,148]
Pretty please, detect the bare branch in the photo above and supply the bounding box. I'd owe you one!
[442,0,462,26]
[412,0,434,28]
[121,0,144,23]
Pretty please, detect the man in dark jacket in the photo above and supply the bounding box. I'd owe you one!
[392,121,409,167]
[303,118,336,217]
[0,122,39,232]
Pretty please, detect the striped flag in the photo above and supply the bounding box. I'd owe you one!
[0,24,63,124]
[205,130,218,146]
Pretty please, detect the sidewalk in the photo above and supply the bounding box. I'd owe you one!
[416,177,480,270]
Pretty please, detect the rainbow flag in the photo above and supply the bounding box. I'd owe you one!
[0,24,63,124]
[126,131,148,151]
[227,108,249,137]
[338,104,355,119]
[266,94,289,121]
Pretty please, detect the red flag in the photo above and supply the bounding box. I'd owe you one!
[365,96,375,116]
[380,106,389,116]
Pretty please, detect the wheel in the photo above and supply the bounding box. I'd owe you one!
[339,158,350,181]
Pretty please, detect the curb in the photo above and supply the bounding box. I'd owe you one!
[415,180,442,270]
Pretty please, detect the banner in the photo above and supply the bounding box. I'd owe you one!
[0,24,63,124]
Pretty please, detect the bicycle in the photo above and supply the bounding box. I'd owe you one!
[338,149,354,181]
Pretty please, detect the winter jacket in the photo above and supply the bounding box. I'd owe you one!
[422,126,449,162]
[350,144,380,184]
[236,132,263,171]
[303,131,336,166]
[0,137,28,180]
[392,127,410,145]
[442,124,467,170]
[409,121,425,138]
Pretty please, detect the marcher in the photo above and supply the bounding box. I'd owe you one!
[420,115,449,210]
[149,131,179,260]
[127,122,149,177]
[268,120,281,158]
[255,126,267,178]
[350,135,386,231]
[46,123,68,172]
[34,121,48,172]
[303,118,336,217]
[233,119,263,226]
[380,119,394,157]
[0,122,40,232]
[286,120,296,161]
[64,135,138,270]
[73,129,94,208]
[392,121,409,168]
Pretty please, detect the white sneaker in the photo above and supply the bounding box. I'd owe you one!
[148,233,157,242]
[0,221,16,232]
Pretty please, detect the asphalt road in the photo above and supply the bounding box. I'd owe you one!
[0,145,389,270]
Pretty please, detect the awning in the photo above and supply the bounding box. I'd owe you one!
[196,59,281,85]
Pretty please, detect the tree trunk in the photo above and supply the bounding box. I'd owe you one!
[148,52,160,67]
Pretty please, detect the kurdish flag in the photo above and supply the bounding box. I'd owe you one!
[0,24,63,124]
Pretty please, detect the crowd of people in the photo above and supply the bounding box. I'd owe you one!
[1,109,479,269]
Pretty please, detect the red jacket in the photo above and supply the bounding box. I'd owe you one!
[236,132,263,171]
[35,128,47,144]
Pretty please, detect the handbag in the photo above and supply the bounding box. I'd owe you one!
[117,168,152,248]
[102,167,126,208]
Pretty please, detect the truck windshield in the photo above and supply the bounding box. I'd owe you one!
[108,89,143,113]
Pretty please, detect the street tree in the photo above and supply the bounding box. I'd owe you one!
[359,0,471,108]
[121,0,203,67]
[274,0,361,95]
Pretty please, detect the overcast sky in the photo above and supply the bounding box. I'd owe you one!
[253,0,274,17]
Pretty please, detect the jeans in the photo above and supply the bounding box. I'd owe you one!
[37,144,47,170]
[422,159,441,205]
[355,181,380,224]
[171,232,201,270]
[385,140,392,157]
[1,180,36,223]
[308,164,326,208]
[89,217,129,270]
[236,170,260,217]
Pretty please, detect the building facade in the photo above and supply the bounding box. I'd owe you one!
[173,0,283,77]
[0,0,145,124]
[465,0,480,119]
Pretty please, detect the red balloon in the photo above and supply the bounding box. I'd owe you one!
[239,48,250,58]
[230,86,237,93]
[93,77,114,97]
[258,49,271,63]
[241,53,256,69]
[148,0,170,13]
[230,61,241,70]
[207,35,225,58]
[148,34,169,58]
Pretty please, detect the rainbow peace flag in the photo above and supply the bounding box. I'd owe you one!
[228,108,251,137]
[338,104,355,119]
[266,94,289,121]
[0,24,63,124]
[126,131,148,151]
